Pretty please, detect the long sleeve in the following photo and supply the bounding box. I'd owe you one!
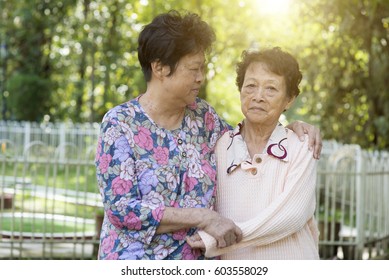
[199,132,319,259]
[96,114,165,245]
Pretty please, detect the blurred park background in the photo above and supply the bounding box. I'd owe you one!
[0,0,388,260]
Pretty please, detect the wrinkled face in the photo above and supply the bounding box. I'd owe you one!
[240,62,295,127]
[163,52,206,106]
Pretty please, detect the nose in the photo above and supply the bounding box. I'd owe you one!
[195,67,205,83]
[252,88,264,102]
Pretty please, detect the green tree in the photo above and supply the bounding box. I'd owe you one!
[1,0,388,150]
[2,0,76,121]
[293,0,389,150]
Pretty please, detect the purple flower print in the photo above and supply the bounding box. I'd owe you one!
[113,136,131,162]
[119,242,145,260]
[139,169,158,195]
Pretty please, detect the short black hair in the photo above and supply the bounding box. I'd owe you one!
[236,47,302,98]
[137,10,216,82]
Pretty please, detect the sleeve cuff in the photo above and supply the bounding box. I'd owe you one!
[197,230,220,258]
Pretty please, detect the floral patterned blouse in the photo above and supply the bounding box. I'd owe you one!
[95,96,230,260]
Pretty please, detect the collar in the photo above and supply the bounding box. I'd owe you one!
[226,122,289,174]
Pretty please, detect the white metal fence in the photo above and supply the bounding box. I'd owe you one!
[0,120,100,160]
[0,121,388,259]
[0,121,101,259]
[316,144,389,259]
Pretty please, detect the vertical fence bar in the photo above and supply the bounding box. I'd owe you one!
[355,146,365,259]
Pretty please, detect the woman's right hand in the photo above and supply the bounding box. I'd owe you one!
[199,209,242,248]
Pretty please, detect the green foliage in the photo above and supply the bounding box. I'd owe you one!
[0,0,388,149]
[292,0,389,150]
[7,74,52,121]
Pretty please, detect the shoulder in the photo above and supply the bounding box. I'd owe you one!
[190,98,232,131]
[189,98,216,114]
[286,128,312,158]
[286,128,308,146]
[102,99,140,124]
[99,99,139,133]
[215,130,234,151]
[219,130,233,142]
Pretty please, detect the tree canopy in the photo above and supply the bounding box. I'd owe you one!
[0,0,388,150]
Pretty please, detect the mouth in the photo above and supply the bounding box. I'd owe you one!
[250,107,266,112]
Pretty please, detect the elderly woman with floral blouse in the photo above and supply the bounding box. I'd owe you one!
[188,47,320,259]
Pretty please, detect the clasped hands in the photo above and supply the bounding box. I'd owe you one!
[186,209,242,250]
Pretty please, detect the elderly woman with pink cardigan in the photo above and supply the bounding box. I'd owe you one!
[187,47,320,260]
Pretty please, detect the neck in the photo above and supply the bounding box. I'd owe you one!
[242,120,277,157]
[139,90,186,130]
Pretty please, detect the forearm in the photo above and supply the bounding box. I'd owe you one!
[156,207,206,234]
[234,164,317,246]
[199,186,316,258]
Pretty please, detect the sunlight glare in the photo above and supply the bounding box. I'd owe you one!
[256,0,292,15]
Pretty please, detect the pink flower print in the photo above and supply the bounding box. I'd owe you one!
[111,177,133,195]
[204,111,215,131]
[200,142,210,155]
[172,229,187,240]
[98,153,112,174]
[105,252,119,260]
[95,137,102,162]
[101,230,118,254]
[107,209,123,228]
[201,159,216,182]
[134,126,153,150]
[170,200,179,207]
[188,102,198,110]
[124,212,142,230]
[182,243,200,260]
[154,244,170,260]
[153,146,169,165]
[152,206,164,222]
[184,175,198,192]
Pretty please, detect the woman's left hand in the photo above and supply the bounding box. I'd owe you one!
[287,121,322,159]
[186,233,205,249]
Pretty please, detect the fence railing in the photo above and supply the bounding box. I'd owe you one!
[316,144,389,259]
[0,120,100,160]
[0,138,101,259]
[1,121,388,259]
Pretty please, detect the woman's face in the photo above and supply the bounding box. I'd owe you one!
[240,62,295,127]
[162,52,206,106]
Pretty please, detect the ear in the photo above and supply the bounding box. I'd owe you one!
[151,60,170,80]
[284,95,296,111]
